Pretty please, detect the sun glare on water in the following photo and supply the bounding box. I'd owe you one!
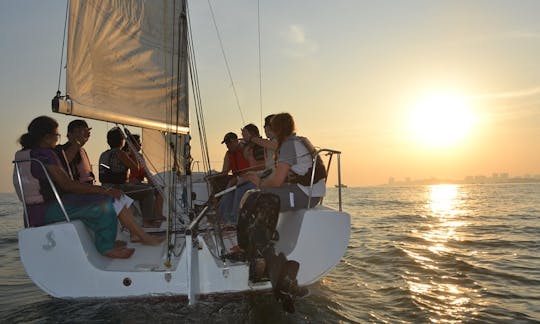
[410,92,475,147]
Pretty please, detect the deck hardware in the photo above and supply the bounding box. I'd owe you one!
[123,278,132,287]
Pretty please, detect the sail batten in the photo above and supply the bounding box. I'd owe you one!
[64,0,188,132]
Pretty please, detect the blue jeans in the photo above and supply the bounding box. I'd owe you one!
[218,181,256,224]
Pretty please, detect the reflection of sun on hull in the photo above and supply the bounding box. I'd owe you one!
[18,206,350,299]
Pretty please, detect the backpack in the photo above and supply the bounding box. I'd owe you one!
[286,136,327,186]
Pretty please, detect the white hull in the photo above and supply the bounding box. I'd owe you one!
[18,206,350,300]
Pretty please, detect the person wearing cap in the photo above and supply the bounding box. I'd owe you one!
[221,132,249,176]
[55,119,95,184]
[215,132,249,224]
[219,124,267,224]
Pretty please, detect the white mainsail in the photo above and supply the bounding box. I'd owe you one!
[57,0,189,133]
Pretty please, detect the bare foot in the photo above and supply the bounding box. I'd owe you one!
[141,234,165,246]
[114,240,127,248]
[103,246,135,259]
[131,233,165,246]
[254,258,266,277]
[221,223,236,232]
[230,245,244,253]
[143,219,163,228]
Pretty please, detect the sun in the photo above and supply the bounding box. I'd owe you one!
[409,92,475,147]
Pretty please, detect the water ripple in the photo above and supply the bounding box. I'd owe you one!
[1,186,540,322]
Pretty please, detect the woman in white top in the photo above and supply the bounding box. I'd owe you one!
[245,113,326,210]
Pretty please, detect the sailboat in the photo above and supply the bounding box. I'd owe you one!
[14,0,350,309]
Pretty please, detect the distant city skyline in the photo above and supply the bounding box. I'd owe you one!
[387,172,540,186]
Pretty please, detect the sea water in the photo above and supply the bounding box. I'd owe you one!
[1,184,539,323]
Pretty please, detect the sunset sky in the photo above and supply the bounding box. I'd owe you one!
[1,0,540,192]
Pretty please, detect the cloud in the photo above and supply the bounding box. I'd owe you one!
[471,86,540,122]
[443,31,540,48]
[287,25,306,44]
[282,24,318,58]
[492,31,540,40]
[473,86,540,100]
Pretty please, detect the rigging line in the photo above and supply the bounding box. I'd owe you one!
[186,20,206,169]
[207,0,245,125]
[189,42,211,173]
[186,0,207,171]
[187,5,211,174]
[57,0,69,92]
[170,0,184,236]
[162,0,176,244]
[257,0,263,128]
[175,0,185,143]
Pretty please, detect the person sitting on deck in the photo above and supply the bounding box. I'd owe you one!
[245,114,278,173]
[99,127,163,228]
[14,116,162,259]
[55,119,95,184]
[122,134,164,224]
[218,124,267,224]
[223,113,321,309]
[221,132,249,181]
[240,123,266,171]
[244,112,327,211]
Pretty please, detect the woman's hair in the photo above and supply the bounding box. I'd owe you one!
[107,127,124,148]
[263,114,275,127]
[242,123,260,137]
[122,134,141,151]
[19,115,59,149]
[270,113,295,147]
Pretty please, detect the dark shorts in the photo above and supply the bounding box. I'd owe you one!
[262,183,320,211]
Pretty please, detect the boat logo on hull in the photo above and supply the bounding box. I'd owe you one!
[42,231,56,251]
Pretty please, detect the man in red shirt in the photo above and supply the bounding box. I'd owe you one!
[221,132,249,175]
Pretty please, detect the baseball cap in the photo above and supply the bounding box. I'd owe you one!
[221,132,238,144]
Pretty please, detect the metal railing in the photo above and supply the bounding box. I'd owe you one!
[307,148,343,211]
[13,158,71,227]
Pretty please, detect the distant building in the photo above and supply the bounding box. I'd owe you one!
[475,175,487,183]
